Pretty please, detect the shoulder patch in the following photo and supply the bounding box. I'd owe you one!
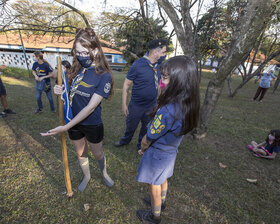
[104,82,111,94]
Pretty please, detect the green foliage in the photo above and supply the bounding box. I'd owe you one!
[2,66,31,78]
[98,12,171,64]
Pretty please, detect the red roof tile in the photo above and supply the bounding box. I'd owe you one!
[0,33,123,55]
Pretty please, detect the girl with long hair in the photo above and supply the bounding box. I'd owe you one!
[32,51,55,113]
[248,129,280,159]
[41,28,114,192]
[136,56,200,223]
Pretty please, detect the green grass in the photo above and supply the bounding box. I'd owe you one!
[2,67,31,78]
[0,71,280,224]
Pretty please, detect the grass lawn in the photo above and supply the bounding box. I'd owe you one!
[0,71,280,224]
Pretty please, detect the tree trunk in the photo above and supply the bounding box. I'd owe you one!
[227,74,232,96]
[157,0,195,59]
[195,0,273,137]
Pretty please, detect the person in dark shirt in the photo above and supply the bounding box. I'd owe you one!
[32,51,55,113]
[41,28,114,192]
[0,64,16,118]
[136,56,200,223]
[115,39,167,150]
[248,129,280,159]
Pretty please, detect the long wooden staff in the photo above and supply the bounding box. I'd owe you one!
[56,56,73,197]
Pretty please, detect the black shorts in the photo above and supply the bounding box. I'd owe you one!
[0,78,7,96]
[68,123,104,144]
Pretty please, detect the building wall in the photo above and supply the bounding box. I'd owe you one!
[0,51,72,70]
[0,51,126,70]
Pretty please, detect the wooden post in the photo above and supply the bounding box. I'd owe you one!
[56,56,73,197]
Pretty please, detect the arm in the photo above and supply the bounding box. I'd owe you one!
[122,78,133,116]
[258,152,277,160]
[138,135,152,155]
[32,70,39,81]
[38,72,54,81]
[41,93,103,136]
[256,141,266,148]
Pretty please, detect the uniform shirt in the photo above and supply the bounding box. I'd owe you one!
[126,57,161,108]
[146,103,184,153]
[32,62,53,82]
[265,140,280,154]
[71,67,112,126]
[259,73,274,88]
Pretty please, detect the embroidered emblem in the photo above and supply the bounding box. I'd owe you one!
[159,124,165,130]
[151,129,155,134]
[156,129,161,134]
[153,114,162,129]
[104,82,111,94]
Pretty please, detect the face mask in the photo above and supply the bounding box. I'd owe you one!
[268,134,275,141]
[160,79,167,91]
[159,55,166,62]
[76,55,93,68]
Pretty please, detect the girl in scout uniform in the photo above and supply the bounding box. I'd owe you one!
[136,56,200,223]
[41,28,114,192]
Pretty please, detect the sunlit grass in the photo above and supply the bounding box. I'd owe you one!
[0,71,280,223]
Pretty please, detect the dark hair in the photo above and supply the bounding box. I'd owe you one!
[151,56,200,135]
[69,28,113,97]
[34,51,53,69]
[61,60,71,70]
[266,129,280,148]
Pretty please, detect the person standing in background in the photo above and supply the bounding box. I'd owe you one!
[0,64,16,118]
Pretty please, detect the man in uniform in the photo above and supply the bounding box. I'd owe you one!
[114,39,167,150]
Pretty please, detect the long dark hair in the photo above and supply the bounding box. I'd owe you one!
[69,28,113,97]
[151,56,200,135]
[266,129,280,148]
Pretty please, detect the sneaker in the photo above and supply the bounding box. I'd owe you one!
[143,197,166,211]
[136,210,161,224]
[114,141,127,147]
[247,145,254,152]
[0,112,7,118]
[34,108,42,114]
[3,109,16,114]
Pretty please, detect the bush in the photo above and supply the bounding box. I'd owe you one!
[2,66,31,78]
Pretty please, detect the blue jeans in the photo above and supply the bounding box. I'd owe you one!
[120,103,153,149]
[36,79,55,111]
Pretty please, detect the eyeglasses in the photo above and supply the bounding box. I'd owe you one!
[76,51,90,57]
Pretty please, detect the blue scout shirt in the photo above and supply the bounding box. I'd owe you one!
[146,103,184,153]
[259,73,274,88]
[265,140,280,154]
[71,67,112,126]
[32,62,53,82]
[126,57,161,108]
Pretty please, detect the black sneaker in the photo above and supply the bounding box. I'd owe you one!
[136,210,161,224]
[143,197,166,211]
[3,109,16,114]
[114,141,127,147]
[34,108,42,114]
[0,112,7,118]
